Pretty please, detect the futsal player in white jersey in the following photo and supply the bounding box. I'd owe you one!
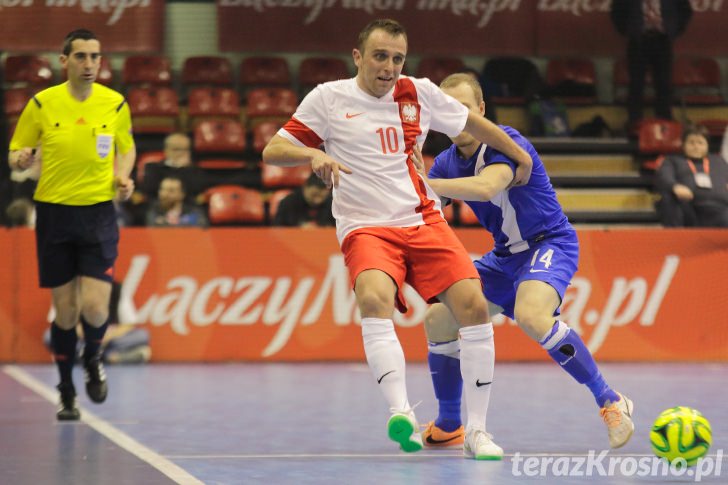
[263,19,533,459]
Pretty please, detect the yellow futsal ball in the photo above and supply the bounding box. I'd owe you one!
[650,406,712,466]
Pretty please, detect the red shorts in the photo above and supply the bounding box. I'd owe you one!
[341,222,479,313]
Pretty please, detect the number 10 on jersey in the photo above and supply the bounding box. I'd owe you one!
[376,127,399,154]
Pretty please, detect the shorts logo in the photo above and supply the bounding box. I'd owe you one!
[400,102,419,123]
[96,134,113,159]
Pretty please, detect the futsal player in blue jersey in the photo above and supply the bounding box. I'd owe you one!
[412,73,634,450]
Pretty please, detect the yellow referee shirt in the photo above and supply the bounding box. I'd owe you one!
[10,82,134,206]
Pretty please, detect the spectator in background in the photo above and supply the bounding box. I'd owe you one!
[146,176,208,227]
[610,0,693,125]
[5,197,36,228]
[273,173,335,227]
[656,125,728,227]
[141,133,205,200]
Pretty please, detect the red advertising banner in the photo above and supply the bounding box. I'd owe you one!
[218,0,728,57]
[1,228,727,363]
[217,0,536,56]
[0,1,164,53]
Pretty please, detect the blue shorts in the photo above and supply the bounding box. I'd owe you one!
[35,201,119,288]
[474,233,579,319]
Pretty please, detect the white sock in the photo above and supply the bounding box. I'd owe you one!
[459,323,495,432]
[428,339,460,360]
[362,317,410,414]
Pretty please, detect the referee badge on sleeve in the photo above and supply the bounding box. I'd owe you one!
[96,133,113,158]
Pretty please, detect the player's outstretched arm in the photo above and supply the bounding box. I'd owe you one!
[411,145,512,202]
[463,112,532,186]
[263,134,352,188]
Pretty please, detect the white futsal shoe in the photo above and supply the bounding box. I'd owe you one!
[600,392,634,449]
[463,428,503,460]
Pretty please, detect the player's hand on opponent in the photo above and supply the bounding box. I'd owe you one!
[115,176,135,201]
[510,150,533,187]
[409,145,428,179]
[311,152,352,189]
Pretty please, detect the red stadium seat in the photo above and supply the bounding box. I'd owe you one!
[458,201,480,226]
[193,119,246,154]
[182,56,233,86]
[187,87,240,118]
[246,88,298,119]
[545,58,597,105]
[298,57,350,92]
[206,185,265,225]
[3,88,35,116]
[268,188,293,222]
[196,160,247,170]
[239,57,291,88]
[638,119,683,155]
[261,164,311,189]
[127,87,180,134]
[252,120,283,153]
[122,55,173,86]
[672,58,723,104]
[416,57,465,85]
[135,150,165,184]
[3,55,53,86]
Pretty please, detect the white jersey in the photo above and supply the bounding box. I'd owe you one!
[278,76,469,243]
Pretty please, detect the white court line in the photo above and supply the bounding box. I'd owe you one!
[3,365,203,485]
[164,452,727,460]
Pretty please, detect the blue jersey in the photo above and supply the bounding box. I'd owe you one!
[429,125,572,255]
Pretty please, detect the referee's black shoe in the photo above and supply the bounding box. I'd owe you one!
[83,356,108,403]
[57,383,80,421]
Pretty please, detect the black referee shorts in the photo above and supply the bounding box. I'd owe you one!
[34,201,119,288]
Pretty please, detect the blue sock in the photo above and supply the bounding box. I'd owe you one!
[427,340,462,432]
[540,321,620,408]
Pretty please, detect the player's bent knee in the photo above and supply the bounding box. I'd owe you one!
[453,298,489,326]
[80,304,109,327]
[513,307,552,341]
[423,304,459,342]
[356,290,394,318]
[54,312,80,330]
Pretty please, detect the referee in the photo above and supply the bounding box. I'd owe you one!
[8,29,136,420]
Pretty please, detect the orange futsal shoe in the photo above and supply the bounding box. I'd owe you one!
[422,421,465,447]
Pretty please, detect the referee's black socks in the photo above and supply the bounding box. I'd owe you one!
[50,322,77,385]
[81,317,108,362]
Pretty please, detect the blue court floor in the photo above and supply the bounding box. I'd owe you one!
[1,362,726,484]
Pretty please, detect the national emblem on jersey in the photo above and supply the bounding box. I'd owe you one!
[400,102,419,124]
